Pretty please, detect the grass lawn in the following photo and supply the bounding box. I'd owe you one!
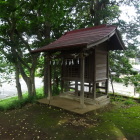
[0,98,140,140]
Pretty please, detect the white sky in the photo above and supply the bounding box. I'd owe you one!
[119,5,137,22]
[119,5,140,48]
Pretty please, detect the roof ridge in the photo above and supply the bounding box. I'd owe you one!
[65,24,111,35]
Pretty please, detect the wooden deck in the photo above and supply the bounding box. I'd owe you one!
[37,95,110,115]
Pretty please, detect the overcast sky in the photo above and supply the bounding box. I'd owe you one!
[119,5,137,22]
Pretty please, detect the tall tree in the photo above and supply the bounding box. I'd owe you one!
[109,0,140,86]
[0,0,139,99]
[0,0,74,97]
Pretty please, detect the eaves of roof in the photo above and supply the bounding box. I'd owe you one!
[31,24,125,53]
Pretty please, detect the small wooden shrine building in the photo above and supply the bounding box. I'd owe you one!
[32,24,125,110]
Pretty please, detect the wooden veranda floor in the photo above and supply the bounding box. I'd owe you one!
[37,95,110,114]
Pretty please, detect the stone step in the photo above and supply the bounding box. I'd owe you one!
[95,95,108,102]
[96,97,110,106]
[59,93,110,106]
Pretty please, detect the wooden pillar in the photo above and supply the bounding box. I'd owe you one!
[80,53,86,108]
[93,82,96,99]
[65,81,70,91]
[60,80,64,94]
[60,58,64,94]
[75,80,78,95]
[93,49,96,99]
[105,79,108,96]
[44,53,48,97]
[106,52,109,96]
[89,82,91,93]
[47,53,52,100]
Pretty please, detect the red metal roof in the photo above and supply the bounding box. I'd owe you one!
[32,24,125,53]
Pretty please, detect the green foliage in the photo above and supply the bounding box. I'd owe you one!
[52,85,61,96]
[0,0,139,96]
[124,98,136,105]
[69,0,121,28]
[0,0,78,97]
[110,95,125,102]
[0,54,14,83]
[109,49,140,87]
[108,0,140,87]
[110,94,137,106]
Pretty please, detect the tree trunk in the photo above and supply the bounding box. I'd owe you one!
[26,77,36,97]
[15,64,23,100]
[90,0,108,26]
[18,61,37,97]
[43,24,51,97]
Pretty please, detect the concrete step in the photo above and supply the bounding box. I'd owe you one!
[95,96,110,106]
[59,93,110,106]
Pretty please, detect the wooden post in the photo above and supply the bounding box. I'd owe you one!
[89,82,91,93]
[93,82,96,99]
[106,52,109,96]
[60,79,64,94]
[105,79,108,96]
[80,53,86,108]
[65,81,70,92]
[44,53,48,97]
[60,58,64,95]
[93,49,96,99]
[75,80,78,96]
[109,69,115,98]
[47,53,52,100]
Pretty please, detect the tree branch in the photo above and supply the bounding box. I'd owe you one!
[11,46,31,70]
[15,29,32,53]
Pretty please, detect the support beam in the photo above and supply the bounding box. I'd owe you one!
[80,53,86,108]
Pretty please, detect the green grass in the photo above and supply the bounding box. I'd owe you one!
[0,85,61,111]
[1,88,140,139]
[0,96,140,139]
[98,105,140,139]
[28,103,140,139]
[0,87,44,111]
[123,98,137,105]
[110,94,138,104]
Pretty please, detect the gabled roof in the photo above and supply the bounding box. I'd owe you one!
[31,24,125,53]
